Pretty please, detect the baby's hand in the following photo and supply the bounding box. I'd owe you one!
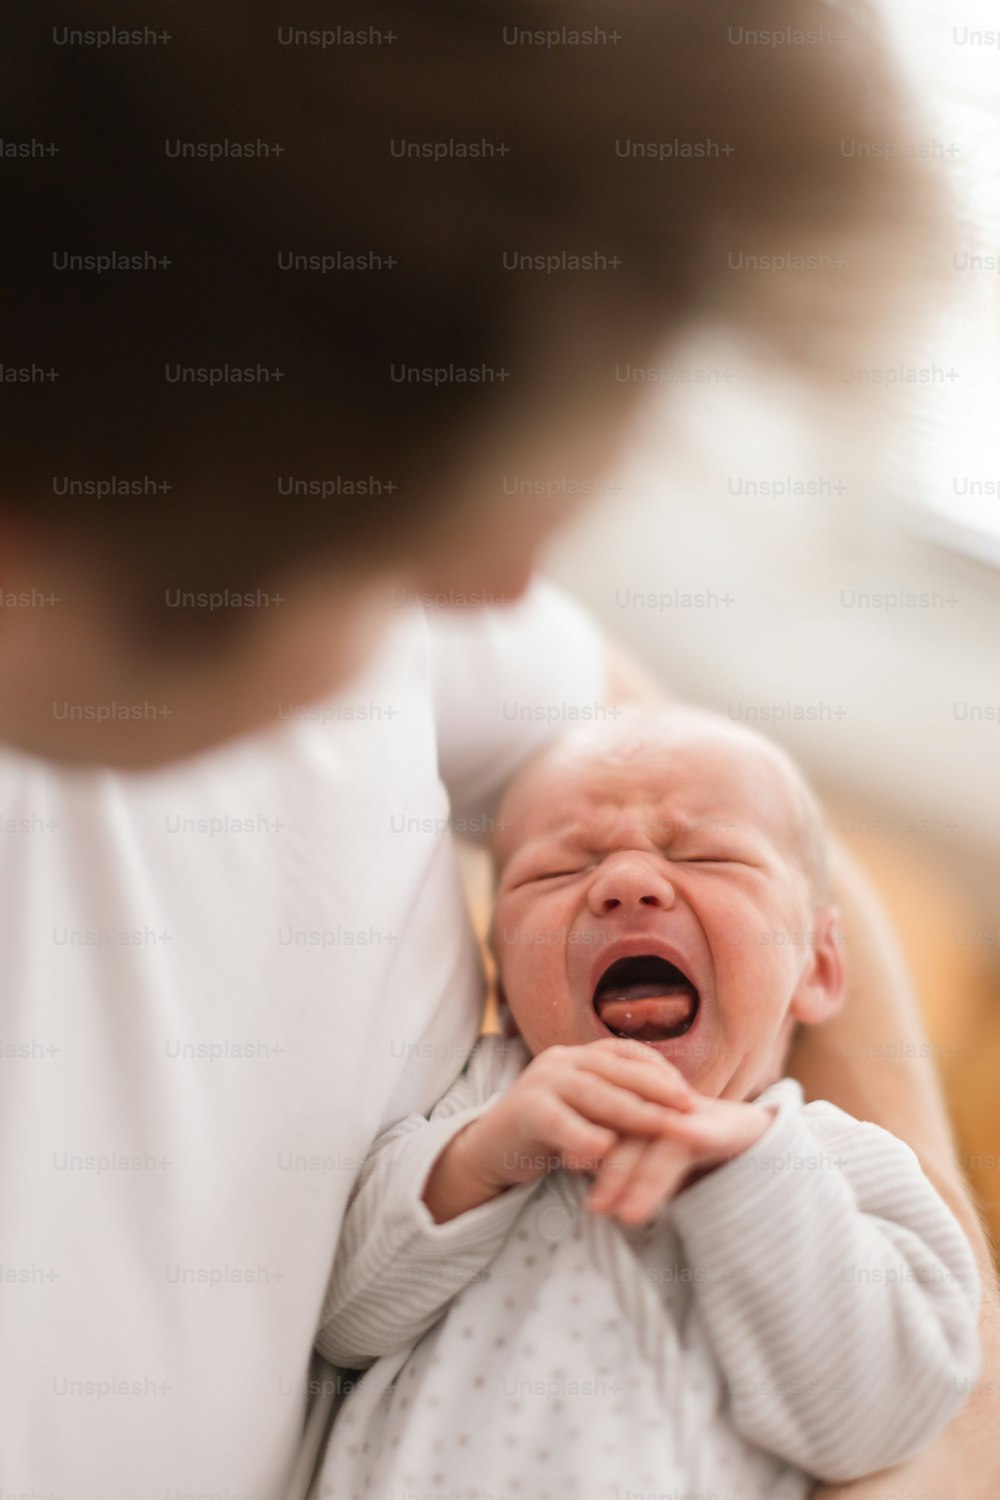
[586,1093,774,1225]
[423,1039,692,1223]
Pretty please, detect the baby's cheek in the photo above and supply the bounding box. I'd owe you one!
[495,906,547,991]
[713,918,794,1026]
[744,941,803,1034]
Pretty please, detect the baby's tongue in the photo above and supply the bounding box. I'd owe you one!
[597,981,695,1040]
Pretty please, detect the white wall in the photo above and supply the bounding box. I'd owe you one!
[544,334,1000,863]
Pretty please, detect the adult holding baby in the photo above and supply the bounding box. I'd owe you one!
[0,3,994,1497]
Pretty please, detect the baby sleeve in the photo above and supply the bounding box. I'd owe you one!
[669,1086,980,1484]
[315,1035,539,1370]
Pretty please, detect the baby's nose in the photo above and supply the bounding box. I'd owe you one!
[587,856,676,916]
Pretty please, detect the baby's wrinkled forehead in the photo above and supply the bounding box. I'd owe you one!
[495,708,825,891]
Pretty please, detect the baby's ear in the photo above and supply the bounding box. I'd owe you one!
[790,907,846,1026]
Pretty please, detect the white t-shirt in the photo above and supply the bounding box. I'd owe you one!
[0,581,604,1499]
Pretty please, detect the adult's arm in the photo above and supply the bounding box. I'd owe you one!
[789,842,1000,1499]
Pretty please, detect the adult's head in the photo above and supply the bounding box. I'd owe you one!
[1,0,932,764]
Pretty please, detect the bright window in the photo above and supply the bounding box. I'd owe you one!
[879,0,1000,561]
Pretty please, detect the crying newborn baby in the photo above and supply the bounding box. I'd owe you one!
[314,707,979,1500]
[490,703,838,1100]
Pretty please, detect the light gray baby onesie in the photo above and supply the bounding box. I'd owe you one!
[313,1036,979,1500]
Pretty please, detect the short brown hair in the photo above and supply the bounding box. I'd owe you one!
[1,0,936,635]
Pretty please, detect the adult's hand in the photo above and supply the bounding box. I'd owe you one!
[812,1355,999,1499]
[792,842,1000,1500]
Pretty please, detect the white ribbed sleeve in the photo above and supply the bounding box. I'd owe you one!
[315,1036,538,1370]
[670,1088,981,1484]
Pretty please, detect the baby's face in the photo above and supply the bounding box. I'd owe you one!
[492,715,843,1101]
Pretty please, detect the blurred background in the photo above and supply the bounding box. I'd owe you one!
[537,0,1000,1258]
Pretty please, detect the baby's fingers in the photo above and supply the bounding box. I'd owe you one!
[586,1137,647,1215]
[607,1136,694,1225]
[525,1096,617,1174]
[576,1041,694,1112]
[650,1099,773,1161]
[559,1072,681,1141]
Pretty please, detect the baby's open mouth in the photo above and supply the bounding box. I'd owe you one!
[593,954,700,1042]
